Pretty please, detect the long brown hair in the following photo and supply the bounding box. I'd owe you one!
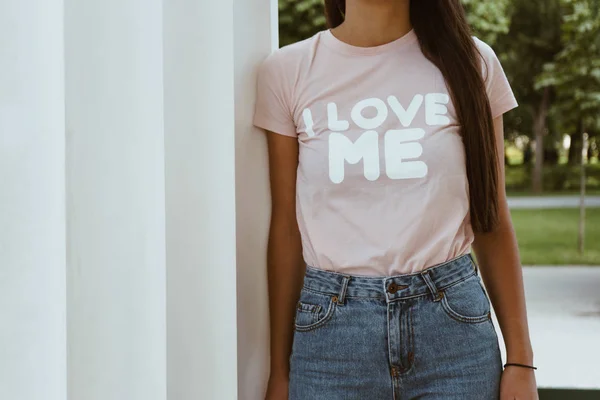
[324,0,499,233]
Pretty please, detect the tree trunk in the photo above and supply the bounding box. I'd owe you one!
[543,146,560,165]
[578,120,586,255]
[523,141,533,165]
[532,88,551,194]
[569,131,583,165]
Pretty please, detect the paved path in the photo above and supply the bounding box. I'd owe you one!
[507,196,600,209]
[488,266,600,389]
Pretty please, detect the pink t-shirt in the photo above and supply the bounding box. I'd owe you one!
[253,28,518,276]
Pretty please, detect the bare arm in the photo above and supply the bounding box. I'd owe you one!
[264,130,306,381]
[472,116,534,365]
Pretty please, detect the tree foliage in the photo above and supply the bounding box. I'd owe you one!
[536,0,600,132]
[279,0,510,47]
[279,0,326,47]
[461,0,511,44]
[495,0,563,139]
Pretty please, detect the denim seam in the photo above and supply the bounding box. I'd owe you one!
[440,294,491,324]
[436,270,477,292]
[410,302,415,369]
[386,303,395,383]
[296,301,322,314]
[399,303,415,375]
[294,295,337,332]
[301,286,339,297]
[344,295,387,300]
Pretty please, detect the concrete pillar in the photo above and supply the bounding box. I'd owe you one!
[234,0,278,398]
[0,1,67,399]
[164,0,274,398]
[64,1,166,399]
[163,1,237,399]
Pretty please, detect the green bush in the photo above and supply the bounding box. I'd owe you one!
[505,163,600,194]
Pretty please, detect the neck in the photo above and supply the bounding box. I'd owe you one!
[332,0,412,47]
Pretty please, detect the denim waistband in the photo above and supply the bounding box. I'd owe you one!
[303,253,478,303]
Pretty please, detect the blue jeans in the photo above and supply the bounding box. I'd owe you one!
[288,254,502,399]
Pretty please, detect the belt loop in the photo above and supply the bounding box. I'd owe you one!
[468,253,479,274]
[336,275,351,305]
[420,269,442,302]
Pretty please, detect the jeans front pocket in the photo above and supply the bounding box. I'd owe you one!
[294,288,337,332]
[439,273,491,324]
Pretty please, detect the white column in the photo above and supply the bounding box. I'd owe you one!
[64,1,166,399]
[163,1,238,398]
[234,0,278,398]
[0,2,67,400]
[164,0,275,397]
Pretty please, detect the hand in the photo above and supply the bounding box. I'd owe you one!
[265,376,289,400]
[500,365,538,400]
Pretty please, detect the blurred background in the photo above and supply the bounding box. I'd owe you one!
[279,0,600,267]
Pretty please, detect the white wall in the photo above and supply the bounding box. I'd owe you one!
[234,0,278,399]
[65,0,166,399]
[163,0,238,399]
[0,1,67,399]
[164,0,275,397]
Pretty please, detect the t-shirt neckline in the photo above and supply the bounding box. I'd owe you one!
[321,28,418,56]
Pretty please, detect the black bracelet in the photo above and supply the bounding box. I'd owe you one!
[504,362,537,370]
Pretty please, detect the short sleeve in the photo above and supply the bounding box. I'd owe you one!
[474,37,518,119]
[252,53,297,137]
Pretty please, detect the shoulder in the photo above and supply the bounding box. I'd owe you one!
[471,36,518,115]
[473,36,498,62]
[472,36,499,61]
[257,31,323,78]
[472,36,495,55]
[471,36,503,81]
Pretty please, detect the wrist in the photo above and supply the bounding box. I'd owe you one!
[506,348,534,365]
[503,362,537,371]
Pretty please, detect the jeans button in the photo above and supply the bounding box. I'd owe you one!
[387,282,398,293]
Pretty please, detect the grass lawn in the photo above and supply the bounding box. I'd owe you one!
[506,190,600,197]
[510,208,600,265]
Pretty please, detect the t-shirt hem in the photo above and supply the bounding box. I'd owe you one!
[491,92,519,119]
[253,116,297,138]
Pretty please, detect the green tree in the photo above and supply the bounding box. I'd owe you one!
[496,0,563,193]
[279,0,511,47]
[536,0,600,165]
[461,0,511,44]
[536,0,600,253]
[279,0,326,47]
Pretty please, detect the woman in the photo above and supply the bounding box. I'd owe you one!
[253,0,538,399]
